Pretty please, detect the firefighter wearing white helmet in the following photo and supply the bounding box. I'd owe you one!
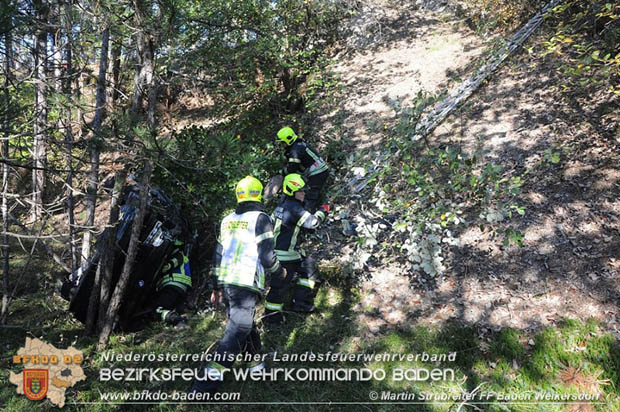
[276,126,329,212]
[192,176,285,393]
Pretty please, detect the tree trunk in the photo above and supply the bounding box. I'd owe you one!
[131,34,153,113]
[63,0,78,273]
[75,70,83,140]
[97,170,127,330]
[1,31,12,323]
[131,0,156,115]
[51,2,62,106]
[80,27,110,267]
[108,34,122,106]
[96,0,160,338]
[98,160,152,349]
[85,254,103,333]
[32,0,49,222]
[145,37,157,127]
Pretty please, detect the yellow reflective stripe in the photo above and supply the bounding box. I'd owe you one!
[265,261,280,273]
[256,231,274,243]
[275,249,301,261]
[288,158,302,163]
[233,242,243,264]
[161,281,190,292]
[305,149,328,176]
[273,219,282,242]
[265,301,284,311]
[297,278,316,289]
[171,274,192,286]
[288,212,311,255]
[297,212,311,227]
[257,270,265,291]
[156,307,170,321]
[307,162,328,177]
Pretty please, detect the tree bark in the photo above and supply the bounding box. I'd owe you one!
[98,160,152,349]
[32,0,49,222]
[108,33,122,106]
[97,170,127,330]
[131,35,154,114]
[1,30,12,323]
[83,27,110,326]
[51,2,63,106]
[131,0,156,115]
[81,26,110,267]
[75,69,83,140]
[63,0,78,273]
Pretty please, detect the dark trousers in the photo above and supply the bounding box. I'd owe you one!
[126,285,186,330]
[264,257,321,322]
[217,286,262,363]
[193,285,261,393]
[151,285,186,325]
[304,170,329,212]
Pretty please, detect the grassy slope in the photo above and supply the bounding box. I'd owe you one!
[2,265,620,411]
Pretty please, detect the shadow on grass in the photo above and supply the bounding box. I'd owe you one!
[2,275,620,412]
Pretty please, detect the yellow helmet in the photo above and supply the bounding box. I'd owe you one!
[282,174,306,196]
[276,127,298,145]
[236,176,263,203]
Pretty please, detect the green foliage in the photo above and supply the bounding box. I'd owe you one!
[543,147,562,164]
[468,0,619,95]
[542,1,620,95]
[142,0,350,228]
[166,0,348,117]
[151,108,282,225]
[466,0,543,34]
[0,77,34,163]
[361,94,527,277]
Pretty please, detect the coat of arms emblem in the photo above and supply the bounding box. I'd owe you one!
[23,369,48,401]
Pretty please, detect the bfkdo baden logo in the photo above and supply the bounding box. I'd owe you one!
[24,369,49,401]
[9,338,86,408]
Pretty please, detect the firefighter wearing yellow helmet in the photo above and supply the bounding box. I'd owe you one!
[264,173,330,324]
[276,127,329,212]
[192,176,285,393]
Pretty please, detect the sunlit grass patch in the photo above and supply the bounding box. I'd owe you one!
[2,277,620,412]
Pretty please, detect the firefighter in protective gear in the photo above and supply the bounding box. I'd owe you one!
[192,176,285,394]
[276,126,329,212]
[264,173,329,324]
[150,240,192,329]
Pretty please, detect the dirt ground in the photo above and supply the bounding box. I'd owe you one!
[315,1,620,340]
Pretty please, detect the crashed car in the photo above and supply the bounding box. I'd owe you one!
[61,184,193,331]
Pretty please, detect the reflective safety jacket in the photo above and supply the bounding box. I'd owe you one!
[213,202,282,293]
[272,196,326,262]
[157,243,192,292]
[284,140,328,178]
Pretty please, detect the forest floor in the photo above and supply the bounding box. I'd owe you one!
[311,0,620,343]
